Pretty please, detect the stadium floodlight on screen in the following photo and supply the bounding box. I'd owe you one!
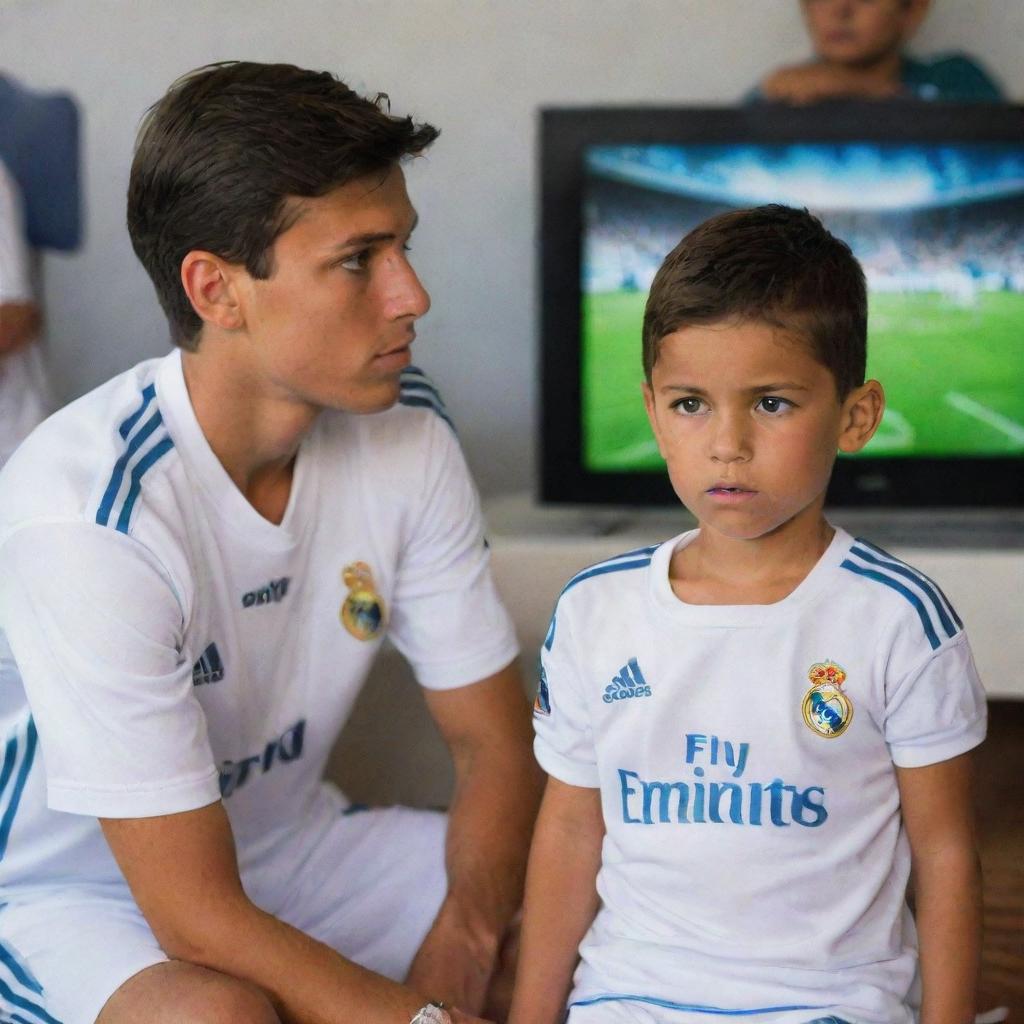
[540,103,1024,508]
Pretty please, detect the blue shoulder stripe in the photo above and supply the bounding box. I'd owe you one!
[96,408,164,526]
[0,971,62,1024]
[0,945,42,996]
[0,719,36,861]
[399,394,456,433]
[854,538,963,630]
[114,435,175,534]
[117,382,155,440]
[840,559,941,650]
[545,551,655,651]
[400,367,456,433]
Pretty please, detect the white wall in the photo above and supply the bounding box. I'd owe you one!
[1,0,1021,496]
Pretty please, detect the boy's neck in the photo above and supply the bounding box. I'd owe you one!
[670,509,835,606]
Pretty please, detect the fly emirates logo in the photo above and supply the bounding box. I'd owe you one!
[618,732,828,829]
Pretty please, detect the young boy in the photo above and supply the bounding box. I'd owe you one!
[509,205,986,1024]
[757,0,1003,104]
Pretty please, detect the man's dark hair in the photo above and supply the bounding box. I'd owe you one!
[642,205,867,396]
[127,61,439,349]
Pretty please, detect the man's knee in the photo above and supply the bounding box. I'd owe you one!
[97,961,280,1024]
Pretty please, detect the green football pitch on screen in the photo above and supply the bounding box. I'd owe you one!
[582,289,1024,471]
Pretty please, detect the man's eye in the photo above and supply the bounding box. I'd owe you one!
[757,396,791,414]
[339,250,370,271]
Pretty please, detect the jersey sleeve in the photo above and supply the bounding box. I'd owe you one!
[0,521,221,817]
[884,633,987,768]
[533,598,599,788]
[387,416,518,690]
[0,161,32,303]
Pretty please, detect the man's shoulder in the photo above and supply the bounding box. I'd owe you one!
[319,365,460,470]
[0,357,172,533]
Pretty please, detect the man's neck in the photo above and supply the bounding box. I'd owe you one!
[180,342,318,524]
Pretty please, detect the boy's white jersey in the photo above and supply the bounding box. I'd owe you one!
[0,350,517,897]
[534,529,986,1024]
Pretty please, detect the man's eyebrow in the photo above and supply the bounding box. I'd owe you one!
[328,212,419,252]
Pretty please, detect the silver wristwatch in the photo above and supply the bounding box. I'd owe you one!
[409,1001,451,1024]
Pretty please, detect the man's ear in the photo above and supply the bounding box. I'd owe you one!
[180,251,245,332]
[838,379,885,454]
[642,380,668,460]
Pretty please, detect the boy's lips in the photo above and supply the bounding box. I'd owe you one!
[706,485,758,503]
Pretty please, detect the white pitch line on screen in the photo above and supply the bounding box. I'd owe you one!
[944,391,1024,445]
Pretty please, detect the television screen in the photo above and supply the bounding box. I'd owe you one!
[540,104,1024,507]
[583,141,1024,472]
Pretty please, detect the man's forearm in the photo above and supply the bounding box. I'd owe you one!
[407,730,543,1008]
[164,897,428,1024]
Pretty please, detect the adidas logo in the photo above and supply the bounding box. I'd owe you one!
[192,643,225,686]
[602,658,651,704]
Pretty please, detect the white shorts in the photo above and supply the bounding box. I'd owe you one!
[0,792,447,1024]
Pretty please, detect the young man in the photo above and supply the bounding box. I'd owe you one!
[509,206,985,1024]
[0,62,540,1024]
[756,0,1003,104]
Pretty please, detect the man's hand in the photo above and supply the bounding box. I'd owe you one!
[0,301,42,355]
[409,662,543,1015]
[761,62,904,104]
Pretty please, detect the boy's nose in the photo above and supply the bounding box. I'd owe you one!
[708,413,752,463]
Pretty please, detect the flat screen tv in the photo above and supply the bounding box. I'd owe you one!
[540,103,1024,508]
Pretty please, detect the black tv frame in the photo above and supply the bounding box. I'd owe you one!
[539,102,1024,508]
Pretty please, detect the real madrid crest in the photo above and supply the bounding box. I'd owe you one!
[801,660,853,739]
[340,562,387,641]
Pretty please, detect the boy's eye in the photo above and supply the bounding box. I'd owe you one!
[757,396,792,414]
[672,396,705,415]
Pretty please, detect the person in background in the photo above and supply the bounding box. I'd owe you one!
[0,61,541,1024]
[755,0,1004,104]
[0,157,52,467]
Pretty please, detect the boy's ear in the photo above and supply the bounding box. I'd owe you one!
[180,251,246,333]
[838,379,885,454]
[642,381,668,460]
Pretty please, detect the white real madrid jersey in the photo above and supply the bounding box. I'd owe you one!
[534,528,986,1024]
[0,350,516,896]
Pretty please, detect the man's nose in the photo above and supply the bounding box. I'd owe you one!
[386,259,431,321]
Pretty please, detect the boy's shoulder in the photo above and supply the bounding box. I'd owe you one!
[834,533,965,659]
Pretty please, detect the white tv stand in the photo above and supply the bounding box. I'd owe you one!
[483,494,1024,700]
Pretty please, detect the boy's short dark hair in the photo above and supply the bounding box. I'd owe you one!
[642,205,867,397]
[127,61,439,349]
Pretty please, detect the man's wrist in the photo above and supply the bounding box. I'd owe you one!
[409,1001,451,1024]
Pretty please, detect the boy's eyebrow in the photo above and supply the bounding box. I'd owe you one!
[327,212,419,252]
[659,382,812,395]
